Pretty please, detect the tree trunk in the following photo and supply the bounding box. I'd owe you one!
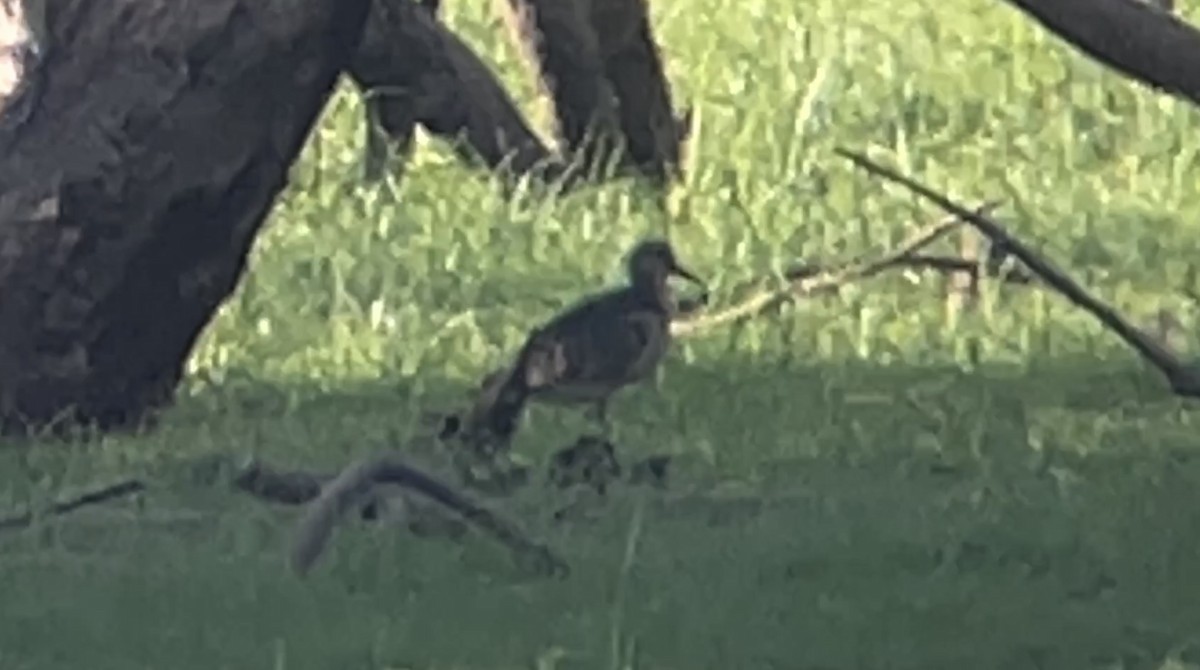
[0,0,372,435]
[497,0,691,184]
[354,0,568,187]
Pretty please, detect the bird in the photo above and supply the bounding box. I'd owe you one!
[461,238,707,449]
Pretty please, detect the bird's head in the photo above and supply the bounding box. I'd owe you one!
[626,239,707,300]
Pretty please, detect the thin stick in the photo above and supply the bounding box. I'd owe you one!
[0,479,147,531]
[836,147,1200,397]
[866,254,1034,285]
[671,202,1000,337]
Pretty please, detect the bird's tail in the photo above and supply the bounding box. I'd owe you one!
[463,331,563,442]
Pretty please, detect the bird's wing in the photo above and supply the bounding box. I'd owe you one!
[608,309,671,382]
[552,302,669,387]
[517,291,622,387]
[513,290,671,393]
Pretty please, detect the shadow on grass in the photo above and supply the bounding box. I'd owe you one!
[206,351,1197,472]
[0,353,1198,670]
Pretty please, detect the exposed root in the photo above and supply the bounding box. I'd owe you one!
[0,478,146,531]
[352,0,571,190]
[671,202,1004,337]
[238,453,567,578]
[836,147,1200,398]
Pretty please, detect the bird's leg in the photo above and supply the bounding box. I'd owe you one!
[593,399,609,425]
[584,398,612,438]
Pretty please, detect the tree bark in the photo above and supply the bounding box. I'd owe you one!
[0,0,372,435]
[1000,0,1200,107]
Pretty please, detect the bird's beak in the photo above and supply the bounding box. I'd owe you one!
[670,263,709,305]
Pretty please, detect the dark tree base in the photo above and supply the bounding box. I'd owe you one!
[0,0,373,435]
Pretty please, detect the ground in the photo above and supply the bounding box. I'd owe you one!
[3,1,1200,668]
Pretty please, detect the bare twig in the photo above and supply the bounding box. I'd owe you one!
[836,147,1200,398]
[776,251,1033,287]
[671,202,1001,337]
[0,478,146,531]
[875,254,1034,286]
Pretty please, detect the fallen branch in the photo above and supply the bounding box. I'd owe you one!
[998,0,1200,108]
[671,202,1002,337]
[836,147,1200,398]
[0,478,146,531]
[234,455,567,578]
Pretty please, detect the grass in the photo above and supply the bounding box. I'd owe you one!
[4,0,1200,668]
